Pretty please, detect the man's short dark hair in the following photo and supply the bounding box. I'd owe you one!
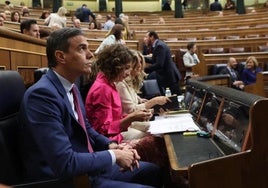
[187,42,196,50]
[147,31,159,39]
[20,19,37,33]
[46,28,84,68]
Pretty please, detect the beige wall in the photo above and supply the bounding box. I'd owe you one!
[7,0,267,12]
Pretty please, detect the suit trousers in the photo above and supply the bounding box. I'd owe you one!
[90,161,162,188]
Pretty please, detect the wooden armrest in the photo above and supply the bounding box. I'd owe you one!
[73,174,91,188]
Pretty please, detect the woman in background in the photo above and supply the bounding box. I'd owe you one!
[44,6,67,28]
[40,10,50,19]
[241,56,262,85]
[10,11,20,22]
[94,24,125,54]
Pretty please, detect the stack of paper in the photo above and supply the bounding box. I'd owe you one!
[148,113,200,135]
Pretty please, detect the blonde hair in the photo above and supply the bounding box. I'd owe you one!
[125,51,147,92]
[57,7,67,17]
[246,56,258,68]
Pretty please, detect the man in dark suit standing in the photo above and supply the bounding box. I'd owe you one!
[210,0,223,11]
[19,28,162,188]
[144,31,181,96]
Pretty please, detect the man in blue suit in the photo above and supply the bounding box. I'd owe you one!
[210,0,223,11]
[144,31,182,96]
[19,28,162,188]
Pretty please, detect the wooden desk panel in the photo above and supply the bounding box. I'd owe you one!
[164,80,268,188]
[164,133,224,178]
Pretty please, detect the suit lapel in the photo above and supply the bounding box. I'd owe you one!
[46,69,77,121]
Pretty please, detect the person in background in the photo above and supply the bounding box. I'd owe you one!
[40,10,50,19]
[162,0,172,11]
[142,34,152,56]
[20,2,28,12]
[219,57,244,90]
[103,14,115,30]
[0,15,4,26]
[115,13,130,40]
[224,0,235,10]
[44,6,67,28]
[75,4,94,22]
[20,19,40,39]
[264,0,268,7]
[183,42,200,80]
[158,17,165,24]
[19,27,163,188]
[88,14,101,30]
[210,0,223,11]
[73,18,81,29]
[95,24,125,54]
[10,11,21,22]
[22,10,30,17]
[4,1,12,11]
[241,56,262,85]
[0,12,7,20]
[182,0,188,9]
[144,31,182,96]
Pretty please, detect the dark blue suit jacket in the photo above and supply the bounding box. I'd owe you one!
[145,39,181,89]
[20,69,113,181]
[210,2,223,11]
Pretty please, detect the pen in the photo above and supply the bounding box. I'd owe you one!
[183,131,197,136]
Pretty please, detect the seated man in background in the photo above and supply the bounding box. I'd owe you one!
[219,57,244,90]
[20,19,40,38]
[210,0,223,11]
[19,28,163,188]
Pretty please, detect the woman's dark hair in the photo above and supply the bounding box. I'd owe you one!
[40,10,50,19]
[96,44,134,82]
[11,11,21,22]
[46,28,83,68]
[110,24,124,40]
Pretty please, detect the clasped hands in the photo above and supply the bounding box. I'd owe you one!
[110,143,140,172]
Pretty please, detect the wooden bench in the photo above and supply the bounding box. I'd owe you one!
[244,71,268,97]
[87,38,140,52]
[0,27,47,87]
[194,74,231,87]
[197,51,268,76]
[133,27,268,41]
[128,17,268,31]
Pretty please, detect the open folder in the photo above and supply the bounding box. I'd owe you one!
[148,113,200,135]
[153,95,180,113]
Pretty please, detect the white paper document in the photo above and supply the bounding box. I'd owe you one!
[148,113,200,135]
